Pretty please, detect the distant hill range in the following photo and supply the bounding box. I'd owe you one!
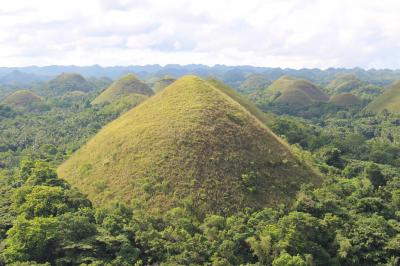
[1,65,400,87]
[0,70,51,85]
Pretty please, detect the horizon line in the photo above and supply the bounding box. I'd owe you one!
[1,64,400,72]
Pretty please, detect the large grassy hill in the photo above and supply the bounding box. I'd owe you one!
[2,90,43,110]
[46,73,94,97]
[264,76,329,106]
[92,73,153,105]
[58,76,321,216]
[365,81,400,113]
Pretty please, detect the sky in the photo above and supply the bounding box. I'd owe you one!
[0,0,400,69]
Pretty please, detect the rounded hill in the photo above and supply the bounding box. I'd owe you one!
[365,81,400,113]
[265,76,329,106]
[326,74,364,94]
[329,93,361,107]
[46,73,94,96]
[92,73,153,105]
[239,73,271,94]
[58,76,321,216]
[326,74,383,100]
[2,90,43,109]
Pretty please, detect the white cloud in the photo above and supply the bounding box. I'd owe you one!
[0,0,399,68]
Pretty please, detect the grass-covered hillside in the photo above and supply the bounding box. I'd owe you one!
[365,81,400,113]
[45,73,94,96]
[326,74,383,100]
[58,76,320,216]
[238,73,271,94]
[329,93,361,107]
[263,76,329,106]
[2,90,42,108]
[326,74,364,94]
[92,73,153,105]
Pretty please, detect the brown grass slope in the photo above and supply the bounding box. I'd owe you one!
[265,76,329,106]
[58,76,320,215]
[365,81,400,113]
[92,74,153,105]
[2,90,42,108]
[329,93,361,107]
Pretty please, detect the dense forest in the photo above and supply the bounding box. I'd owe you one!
[0,68,399,266]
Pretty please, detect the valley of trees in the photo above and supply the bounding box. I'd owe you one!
[0,67,399,265]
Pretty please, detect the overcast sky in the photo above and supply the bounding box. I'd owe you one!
[0,0,400,68]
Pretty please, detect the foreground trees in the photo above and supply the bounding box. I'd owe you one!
[1,160,399,265]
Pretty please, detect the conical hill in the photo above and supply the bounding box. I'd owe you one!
[92,73,153,105]
[58,76,320,215]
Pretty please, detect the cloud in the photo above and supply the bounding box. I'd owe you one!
[0,0,399,68]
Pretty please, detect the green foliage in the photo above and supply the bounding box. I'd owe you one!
[272,253,306,266]
[364,163,386,188]
[2,161,141,266]
[320,147,345,169]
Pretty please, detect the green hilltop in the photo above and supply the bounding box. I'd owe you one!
[46,73,94,96]
[264,76,329,106]
[365,81,400,113]
[2,90,43,109]
[58,75,321,216]
[92,73,153,105]
[329,93,361,107]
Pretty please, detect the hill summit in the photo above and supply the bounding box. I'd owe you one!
[365,81,400,113]
[2,90,43,109]
[58,76,320,215]
[265,76,329,106]
[46,73,94,96]
[92,73,153,105]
